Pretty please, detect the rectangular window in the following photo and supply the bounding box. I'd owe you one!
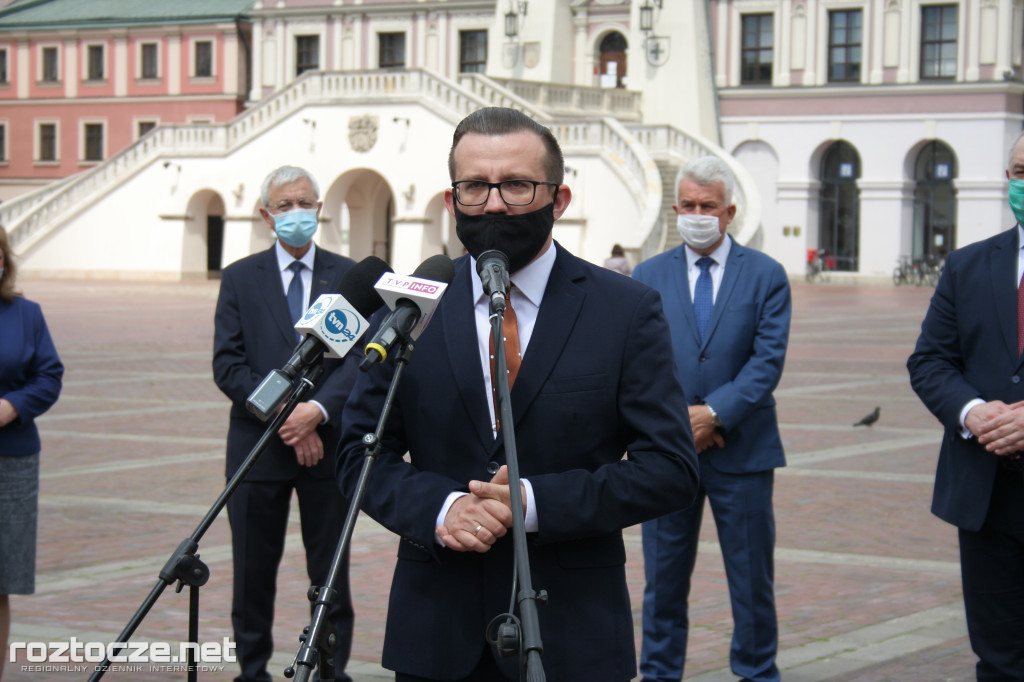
[0,48,8,83]
[141,43,158,79]
[921,5,957,79]
[87,44,104,81]
[39,123,56,161]
[379,33,406,68]
[828,10,862,82]
[41,46,58,82]
[194,40,212,77]
[84,123,103,161]
[459,30,487,74]
[296,35,319,76]
[0,123,6,161]
[138,121,156,138]
[740,14,773,85]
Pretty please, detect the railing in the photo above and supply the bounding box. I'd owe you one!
[629,124,762,259]
[3,68,662,259]
[489,77,643,120]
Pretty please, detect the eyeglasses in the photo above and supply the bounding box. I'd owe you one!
[268,198,317,213]
[451,180,558,207]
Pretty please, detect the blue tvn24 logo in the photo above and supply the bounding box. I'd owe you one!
[323,308,359,343]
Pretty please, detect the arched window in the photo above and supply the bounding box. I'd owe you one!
[913,141,957,263]
[598,32,627,88]
[818,141,861,271]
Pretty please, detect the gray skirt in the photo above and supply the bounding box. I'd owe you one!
[0,452,39,594]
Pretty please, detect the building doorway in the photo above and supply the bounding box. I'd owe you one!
[818,141,861,272]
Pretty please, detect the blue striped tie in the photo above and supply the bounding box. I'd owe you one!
[694,257,714,342]
[286,260,305,341]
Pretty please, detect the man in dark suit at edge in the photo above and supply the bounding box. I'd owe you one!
[336,107,700,682]
[908,131,1024,680]
[213,165,356,682]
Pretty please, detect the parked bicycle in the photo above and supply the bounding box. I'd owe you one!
[893,255,919,286]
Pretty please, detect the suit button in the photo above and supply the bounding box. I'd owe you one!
[699,355,707,362]
[487,461,500,475]
[1013,376,1021,384]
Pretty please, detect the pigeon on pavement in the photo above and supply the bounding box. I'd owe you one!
[853,406,881,427]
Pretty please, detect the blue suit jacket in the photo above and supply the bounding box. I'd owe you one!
[337,243,699,681]
[0,297,64,457]
[632,239,791,473]
[213,245,358,481]
[908,226,1022,531]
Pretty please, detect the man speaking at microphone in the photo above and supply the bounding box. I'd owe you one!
[337,107,699,682]
[213,165,356,682]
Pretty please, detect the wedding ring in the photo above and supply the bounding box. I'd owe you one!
[473,524,483,536]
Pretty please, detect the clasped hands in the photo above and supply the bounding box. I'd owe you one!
[436,465,524,553]
[967,400,1024,456]
[689,405,725,453]
[278,401,325,467]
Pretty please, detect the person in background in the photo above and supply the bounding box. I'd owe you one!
[213,166,357,682]
[633,157,791,682]
[603,243,633,276]
[0,225,64,681]
[907,130,1024,680]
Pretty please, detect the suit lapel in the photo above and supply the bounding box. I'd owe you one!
[510,245,586,427]
[256,248,298,344]
[702,243,745,349]
[310,249,335,300]
[669,247,702,348]
[991,228,1020,364]
[442,259,494,450]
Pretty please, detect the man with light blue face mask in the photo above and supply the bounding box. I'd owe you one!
[213,165,358,682]
[633,157,791,682]
[908,131,1024,680]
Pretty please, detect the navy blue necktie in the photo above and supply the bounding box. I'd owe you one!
[694,257,714,342]
[286,260,305,341]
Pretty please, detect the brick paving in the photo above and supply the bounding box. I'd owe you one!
[4,276,977,681]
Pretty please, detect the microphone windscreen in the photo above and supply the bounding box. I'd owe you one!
[476,250,509,276]
[339,256,392,318]
[411,254,455,285]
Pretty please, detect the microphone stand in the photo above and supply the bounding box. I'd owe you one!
[87,362,326,682]
[488,295,546,682]
[285,341,415,682]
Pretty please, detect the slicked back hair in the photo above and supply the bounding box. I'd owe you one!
[448,107,564,185]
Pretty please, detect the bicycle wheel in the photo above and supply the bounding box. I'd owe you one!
[892,267,903,286]
[806,263,817,283]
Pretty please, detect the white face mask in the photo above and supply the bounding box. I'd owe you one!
[676,213,722,250]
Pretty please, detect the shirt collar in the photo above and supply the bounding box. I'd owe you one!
[471,240,556,308]
[684,234,732,269]
[275,240,316,271]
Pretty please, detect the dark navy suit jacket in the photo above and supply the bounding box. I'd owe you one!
[0,297,63,457]
[213,245,357,481]
[337,243,699,681]
[632,239,790,473]
[908,226,1022,531]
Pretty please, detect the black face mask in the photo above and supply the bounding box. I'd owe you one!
[455,203,555,273]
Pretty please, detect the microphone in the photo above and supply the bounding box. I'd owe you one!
[360,254,455,370]
[476,250,510,309]
[246,256,392,421]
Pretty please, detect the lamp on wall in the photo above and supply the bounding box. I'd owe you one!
[639,0,662,35]
[505,1,528,39]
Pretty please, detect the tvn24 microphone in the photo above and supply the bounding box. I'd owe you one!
[476,250,510,308]
[359,254,455,370]
[246,256,392,420]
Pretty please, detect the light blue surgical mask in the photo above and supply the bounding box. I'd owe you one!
[1009,179,1024,226]
[273,207,318,247]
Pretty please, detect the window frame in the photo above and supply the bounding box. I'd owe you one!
[0,47,8,85]
[191,38,215,79]
[459,30,488,74]
[0,120,8,163]
[295,34,320,76]
[740,13,773,85]
[827,9,862,83]
[378,32,406,69]
[35,120,59,163]
[920,4,958,80]
[39,44,60,83]
[139,41,160,80]
[85,42,105,82]
[80,119,106,163]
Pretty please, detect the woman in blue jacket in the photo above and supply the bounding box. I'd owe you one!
[0,226,63,679]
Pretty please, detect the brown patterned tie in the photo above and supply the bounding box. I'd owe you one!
[490,288,521,430]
